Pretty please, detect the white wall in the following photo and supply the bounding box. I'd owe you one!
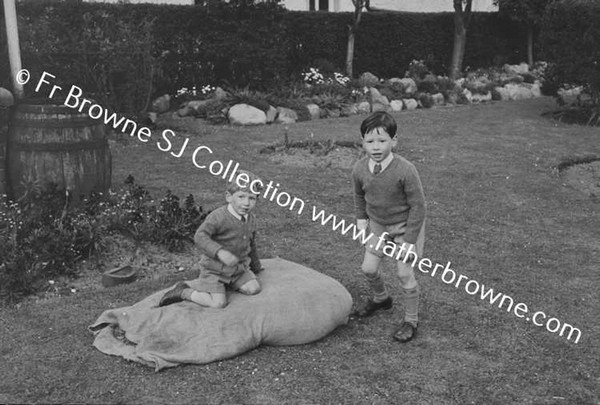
[84,0,194,4]
[281,0,497,12]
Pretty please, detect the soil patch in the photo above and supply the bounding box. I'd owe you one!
[260,139,364,169]
[543,106,600,126]
[26,234,199,303]
[562,160,600,199]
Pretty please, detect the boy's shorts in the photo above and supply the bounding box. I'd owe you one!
[195,257,257,294]
[366,219,425,260]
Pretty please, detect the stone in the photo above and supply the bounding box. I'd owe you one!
[357,101,371,114]
[494,86,510,101]
[369,87,390,112]
[359,72,380,88]
[177,105,192,117]
[506,84,534,100]
[504,62,529,75]
[471,91,492,103]
[147,112,157,124]
[187,99,211,113]
[558,86,583,97]
[403,99,418,110]
[500,74,524,86]
[275,107,298,124]
[228,104,267,125]
[266,105,277,123]
[306,103,321,120]
[214,87,228,100]
[390,99,404,112]
[462,88,473,103]
[530,81,542,98]
[399,78,418,95]
[467,77,492,93]
[447,93,459,105]
[387,77,403,85]
[431,93,445,106]
[152,94,170,113]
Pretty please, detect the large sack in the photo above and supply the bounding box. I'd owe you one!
[89,258,352,371]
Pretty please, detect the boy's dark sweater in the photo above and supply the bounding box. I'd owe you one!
[194,205,262,272]
[352,154,426,243]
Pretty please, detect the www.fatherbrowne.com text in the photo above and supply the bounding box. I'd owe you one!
[24,69,582,344]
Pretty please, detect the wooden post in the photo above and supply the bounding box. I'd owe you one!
[3,0,24,99]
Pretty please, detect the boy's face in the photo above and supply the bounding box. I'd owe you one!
[226,189,258,217]
[362,127,397,163]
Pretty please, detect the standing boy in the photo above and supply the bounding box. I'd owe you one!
[159,170,263,308]
[352,111,426,343]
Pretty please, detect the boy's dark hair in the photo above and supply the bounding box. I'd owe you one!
[360,111,397,138]
[226,170,263,195]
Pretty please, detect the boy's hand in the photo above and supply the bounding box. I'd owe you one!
[217,249,239,267]
[356,219,368,231]
[395,237,415,260]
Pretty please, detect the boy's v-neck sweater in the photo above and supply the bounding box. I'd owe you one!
[352,154,426,243]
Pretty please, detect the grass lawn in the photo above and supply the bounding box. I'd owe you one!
[1,97,599,404]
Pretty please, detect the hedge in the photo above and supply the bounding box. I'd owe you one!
[0,1,526,114]
[540,0,600,103]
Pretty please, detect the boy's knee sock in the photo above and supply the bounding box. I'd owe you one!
[365,270,388,302]
[402,284,420,324]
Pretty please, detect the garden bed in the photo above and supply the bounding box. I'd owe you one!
[260,139,363,169]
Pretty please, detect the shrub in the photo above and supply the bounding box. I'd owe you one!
[405,59,431,80]
[376,81,406,101]
[193,99,231,125]
[0,177,207,303]
[227,87,272,113]
[540,0,600,107]
[436,76,458,97]
[418,93,434,108]
[0,185,108,303]
[417,79,439,95]
[521,72,537,84]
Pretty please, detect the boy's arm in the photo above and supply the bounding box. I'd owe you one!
[352,168,368,221]
[402,165,427,244]
[248,230,263,274]
[194,213,223,259]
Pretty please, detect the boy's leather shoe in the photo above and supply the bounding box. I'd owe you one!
[393,321,418,343]
[352,297,393,317]
[159,282,190,307]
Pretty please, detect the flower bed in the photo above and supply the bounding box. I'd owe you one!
[154,61,550,127]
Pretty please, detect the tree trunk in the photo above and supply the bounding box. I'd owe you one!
[346,29,356,77]
[345,0,364,78]
[449,0,472,80]
[527,25,534,66]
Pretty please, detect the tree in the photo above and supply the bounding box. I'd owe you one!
[345,0,369,77]
[449,0,473,80]
[495,0,550,66]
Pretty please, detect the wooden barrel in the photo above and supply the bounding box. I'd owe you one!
[0,108,9,197]
[7,99,111,202]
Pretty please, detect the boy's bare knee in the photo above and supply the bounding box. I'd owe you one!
[209,294,227,308]
[396,263,416,285]
[361,262,379,274]
[361,252,381,274]
[239,280,261,295]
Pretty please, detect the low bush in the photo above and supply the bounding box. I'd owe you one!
[0,176,206,303]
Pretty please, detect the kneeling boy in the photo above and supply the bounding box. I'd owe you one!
[159,170,263,308]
